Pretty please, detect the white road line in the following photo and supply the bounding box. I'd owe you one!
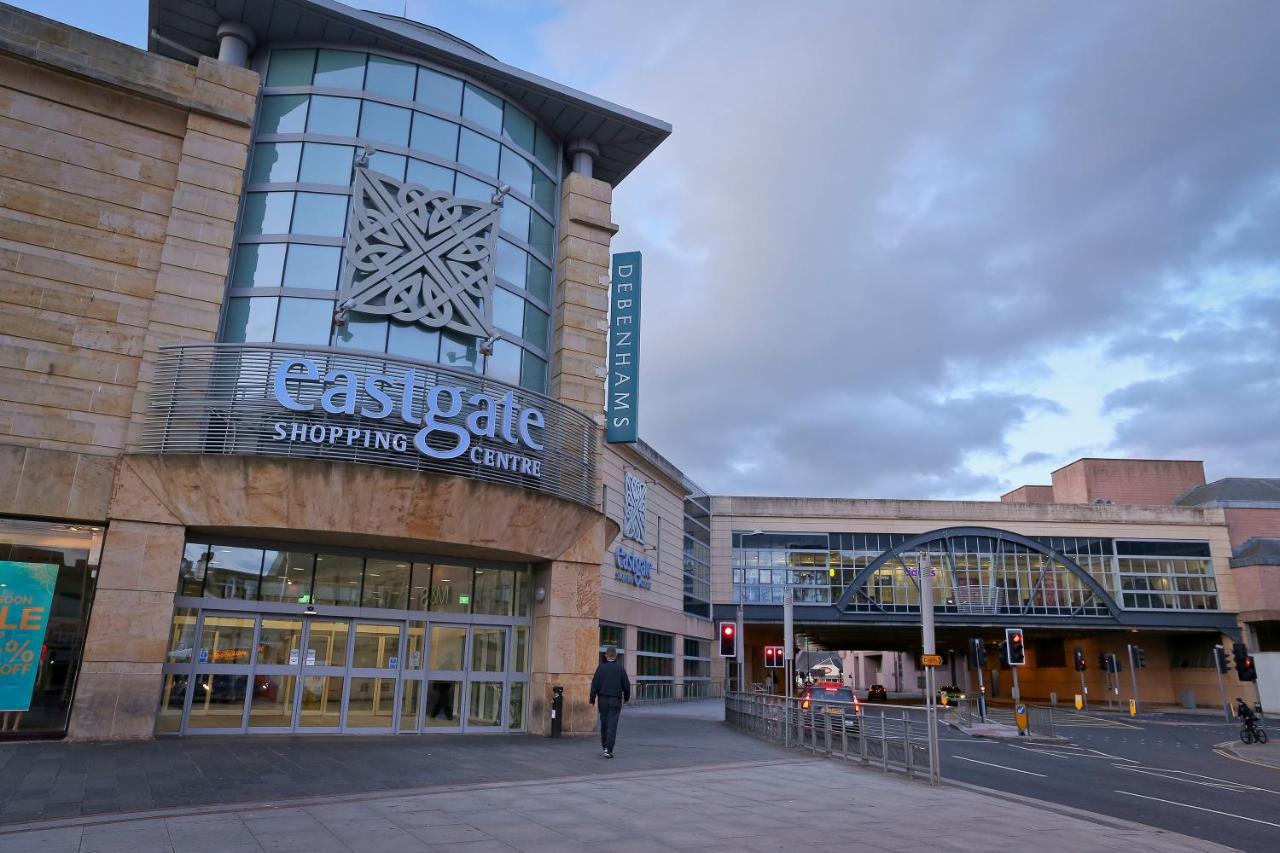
[1115,791,1280,828]
[1116,764,1280,795]
[951,756,1047,777]
[1008,745,1076,758]
[1086,748,1139,763]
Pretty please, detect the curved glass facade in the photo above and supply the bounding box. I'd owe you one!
[222,47,560,394]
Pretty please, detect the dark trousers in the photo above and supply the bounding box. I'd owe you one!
[597,696,623,750]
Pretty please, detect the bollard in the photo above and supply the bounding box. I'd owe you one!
[550,685,564,738]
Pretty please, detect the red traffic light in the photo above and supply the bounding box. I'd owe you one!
[723,625,735,637]
[1011,633,1022,643]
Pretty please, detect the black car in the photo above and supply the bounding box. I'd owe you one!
[802,683,860,716]
[866,684,888,702]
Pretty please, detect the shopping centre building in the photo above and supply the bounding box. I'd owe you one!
[0,1,1275,741]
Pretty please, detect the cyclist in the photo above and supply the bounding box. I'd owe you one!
[1236,696,1265,742]
[1236,697,1257,725]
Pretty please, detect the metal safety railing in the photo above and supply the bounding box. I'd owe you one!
[630,680,724,705]
[725,692,939,785]
[952,698,1056,738]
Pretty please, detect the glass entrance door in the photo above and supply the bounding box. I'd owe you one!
[248,615,303,731]
[187,613,255,732]
[466,626,506,731]
[346,621,402,732]
[422,624,510,732]
[298,618,348,732]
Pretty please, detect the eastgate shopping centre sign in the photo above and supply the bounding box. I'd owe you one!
[139,344,598,509]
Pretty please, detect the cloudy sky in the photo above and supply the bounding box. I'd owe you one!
[18,0,1280,499]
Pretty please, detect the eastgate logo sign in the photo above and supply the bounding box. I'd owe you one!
[271,357,546,477]
[614,546,652,590]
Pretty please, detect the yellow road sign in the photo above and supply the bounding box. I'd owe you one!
[1129,699,1137,717]
[1074,694,1083,710]
[921,654,943,667]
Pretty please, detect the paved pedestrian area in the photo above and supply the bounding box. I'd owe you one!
[0,757,1234,852]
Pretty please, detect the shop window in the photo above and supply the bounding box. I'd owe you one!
[513,569,532,618]
[472,568,514,616]
[203,546,263,601]
[312,554,363,607]
[259,551,314,603]
[361,559,410,609]
[429,564,474,614]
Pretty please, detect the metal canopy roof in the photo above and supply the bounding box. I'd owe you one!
[148,0,670,186]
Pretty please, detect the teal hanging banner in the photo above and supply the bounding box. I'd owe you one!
[607,252,642,444]
[0,561,58,712]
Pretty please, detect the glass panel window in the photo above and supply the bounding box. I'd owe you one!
[411,112,458,159]
[260,551,315,603]
[468,681,502,727]
[359,101,411,146]
[462,83,503,131]
[156,674,188,733]
[334,315,388,352]
[528,213,554,258]
[361,559,410,609]
[187,674,247,729]
[440,330,479,373]
[368,150,407,180]
[508,682,526,730]
[364,55,416,99]
[242,192,294,234]
[290,193,347,237]
[532,170,555,211]
[486,339,520,384]
[299,142,354,184]
[274,297,333,345]
[534,125,558,171]
[306,621,349,668]
[249,142,301,183]
[416,67,463,114]
[307,95,361,136]
[495,240,526,287]
[312,555,363,607]
[223,296,278,342]
[406,621,426,668]
[387,321,441,362]
[424,680,461,726]
[353,622,402,668]
[283,244,342,290]
[526,256,551,303]
[406,159,453,191]
[165,608,198,664]
[514,569,531,617]
[259,95,308,134]
[500,196,530,242]
[257,617,303,666]
[232,243,286,289]
[429,564,474,613]
[266,49,315,86]
[197,615,256,665]
[298,675,343,727]
[249,675,296,728]
[513,626,529,673]
[203,546,263,601]
[313,49,366,89]
[178,542,208,595]
[499,148,533,197]
[471,627,506,672]
[472,569,514,616]
[454,173,493,203]
[502,106,535,152]
[347,676,395,728]
[458,127,500,175]
[520,351,547,394]
[428,626,467,670]
[493,287,524,335]
[523,303,549,349]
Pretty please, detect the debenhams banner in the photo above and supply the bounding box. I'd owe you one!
[140,344,597,508]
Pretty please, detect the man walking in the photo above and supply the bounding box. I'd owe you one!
[589,645,630,758]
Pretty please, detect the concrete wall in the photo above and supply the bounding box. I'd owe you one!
[1224,508,1280,546]
[1001,485,1055,504]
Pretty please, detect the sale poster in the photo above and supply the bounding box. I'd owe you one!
[0,561,58,712]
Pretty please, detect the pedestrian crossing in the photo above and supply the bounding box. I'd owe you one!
[982,706,1141,729]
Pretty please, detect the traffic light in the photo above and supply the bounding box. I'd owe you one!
[1233,642,1249,677]
[1133,646,1146,668]
[969,637,987,668]
[718,621,737,657]
[1073,646,1086,672]
[1214,645,1229,674]
[1098,652,1108,672]
[764,645,784,669]
[1240,656,1258,682]
[1005,628,1026,666]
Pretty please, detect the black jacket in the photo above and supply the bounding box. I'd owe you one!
[590,659,630,703]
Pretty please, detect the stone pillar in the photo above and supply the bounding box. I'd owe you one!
[528,517,610,736]
[67,519,185,740]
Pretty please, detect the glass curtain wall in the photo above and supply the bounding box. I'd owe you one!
[161,540,532,735]
[682,488,712,618]
[225,46,560,394]
[730,531,1219,616]
[0,519,103,739]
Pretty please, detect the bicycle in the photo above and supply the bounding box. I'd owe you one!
[1240,719,1269,744]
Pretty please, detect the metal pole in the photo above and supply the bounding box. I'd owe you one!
[975,652,987,722]
[736,602,745,693]
[1127,644,1139,715]
[783,590,794,700]
[1079,668,1088,712]
[1214,646,1230,722]
[920,556,939,785]
[1011,665,1020,704]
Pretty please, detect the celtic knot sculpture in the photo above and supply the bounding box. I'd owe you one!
[341,165,500,339]
[623,470,648,543]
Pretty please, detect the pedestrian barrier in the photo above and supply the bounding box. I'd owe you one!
[952,699,1056,737]
[631,680,724,705]
[724,692,939,785]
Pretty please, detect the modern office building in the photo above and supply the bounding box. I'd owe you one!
[0,2,1272,743]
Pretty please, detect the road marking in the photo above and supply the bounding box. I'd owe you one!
[1115,791,1280,829]
[1115,764,1280,794]
[951,756,1046,777]
[1007,745,1076,758]
[1086,748,1139,763]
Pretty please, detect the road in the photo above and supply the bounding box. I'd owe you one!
[940,709,1280,852]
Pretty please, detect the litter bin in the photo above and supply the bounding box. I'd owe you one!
[550,685,563,737]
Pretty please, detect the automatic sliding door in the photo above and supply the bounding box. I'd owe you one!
[249,616,303,730]
[186,613,255,733]
[424,625,466,730]
[346,621,402,732]
[466,627,506,731]
[298,619,348,731]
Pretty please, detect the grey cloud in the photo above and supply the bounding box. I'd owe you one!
[535,0,1280,496]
